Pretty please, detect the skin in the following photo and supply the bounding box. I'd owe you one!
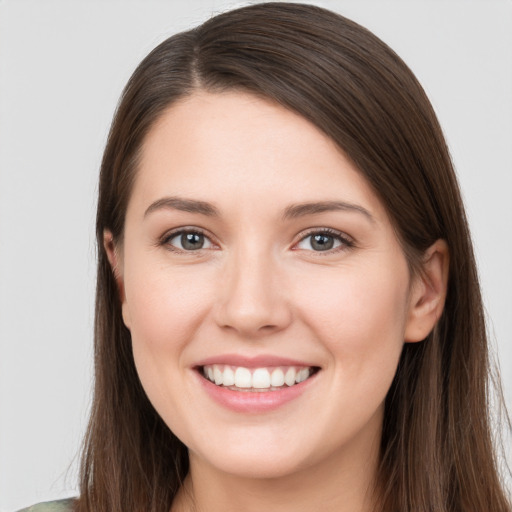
[106,91,449,512]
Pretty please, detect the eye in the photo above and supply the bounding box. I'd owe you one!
[295,229,353,252]
[165,230,214,251]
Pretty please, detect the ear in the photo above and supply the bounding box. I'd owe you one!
[103,230,131,329]
[404,239,449,343]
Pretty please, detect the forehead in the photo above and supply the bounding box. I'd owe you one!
[131,90,388,223]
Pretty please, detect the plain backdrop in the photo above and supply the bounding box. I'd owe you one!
[0,0,511,510]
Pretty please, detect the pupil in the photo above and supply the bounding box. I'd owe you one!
[312,234,333,251]
[182,232,204,250]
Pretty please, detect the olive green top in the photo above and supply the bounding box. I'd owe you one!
[17,498,76,512]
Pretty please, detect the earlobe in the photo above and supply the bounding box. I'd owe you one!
[103,230,130,329]
[404,239,449,343]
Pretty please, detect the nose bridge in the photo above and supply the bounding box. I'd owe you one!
[215,240,291,336]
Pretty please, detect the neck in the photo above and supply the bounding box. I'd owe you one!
[171,421,381,512]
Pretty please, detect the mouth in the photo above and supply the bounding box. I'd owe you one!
[199,364,320,392]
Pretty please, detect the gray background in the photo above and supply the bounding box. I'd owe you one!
[0,0,511,510]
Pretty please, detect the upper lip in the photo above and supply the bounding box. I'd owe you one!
[194,354,318,368]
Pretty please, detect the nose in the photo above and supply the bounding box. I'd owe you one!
[214,246,293,338]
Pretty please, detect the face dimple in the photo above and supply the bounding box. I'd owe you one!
[119,90,414,481]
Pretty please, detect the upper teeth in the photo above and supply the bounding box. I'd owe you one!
[203,365,312,390]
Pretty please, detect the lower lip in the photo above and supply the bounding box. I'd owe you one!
[195,370,318,413]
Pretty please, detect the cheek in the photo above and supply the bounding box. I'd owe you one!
[294,259,410,383]
[122,260,219,429]
[125,260,215,348]
[121,256,217,401]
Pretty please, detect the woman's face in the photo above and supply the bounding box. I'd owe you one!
[114,91,423,480]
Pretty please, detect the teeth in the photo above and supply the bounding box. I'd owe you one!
[296,368,310,383]
[284,367,296,387]
[202,364,314,390]
[234,367,252,388]
[223,366,235,386]
[271,368,285,387]
[252,368,271,389]
[213,365,223,385]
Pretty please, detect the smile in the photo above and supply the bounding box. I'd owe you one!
[201,364,317,391]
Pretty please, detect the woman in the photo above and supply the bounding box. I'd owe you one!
[20,2,511,511]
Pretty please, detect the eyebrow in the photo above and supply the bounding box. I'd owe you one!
[144,197,220,218]
[144,196,374,223]
[282,201,375,223]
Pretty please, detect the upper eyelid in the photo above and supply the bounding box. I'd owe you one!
[162,226,213,241]
[291,229,355,255]
[159,226,354,249]
[160,227,220,251]
[294,227,354,244]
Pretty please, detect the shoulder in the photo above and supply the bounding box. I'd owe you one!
[17,498,76,512]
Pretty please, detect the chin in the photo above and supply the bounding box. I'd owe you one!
[199,450,311,480]
[186,427,329,481]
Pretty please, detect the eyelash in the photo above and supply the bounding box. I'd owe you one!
[160,227,216,254]
[293,228,355,255]
[159,227,354,254]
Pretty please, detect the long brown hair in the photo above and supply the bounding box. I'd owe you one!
[78,3,511,511]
